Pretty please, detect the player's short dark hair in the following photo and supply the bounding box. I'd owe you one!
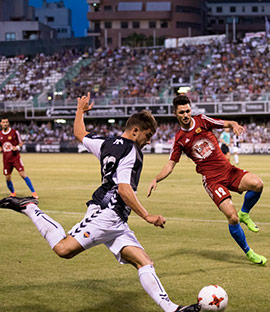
[125,110,157,134]
[172,95,191,111]
[0,116,9,121]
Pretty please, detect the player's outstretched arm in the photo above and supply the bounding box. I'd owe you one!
[147,160,177,197]
[224,120,245,136]
[118,183,166,228]
[74,92,94,142]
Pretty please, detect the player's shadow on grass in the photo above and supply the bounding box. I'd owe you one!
[0,277,150,312]
[158,247,244,265]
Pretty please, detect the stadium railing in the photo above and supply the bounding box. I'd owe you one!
[1,93,270,118]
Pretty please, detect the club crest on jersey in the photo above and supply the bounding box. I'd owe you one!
[195,127,202,134]
[8,136,12,140]
[83,231,91,238]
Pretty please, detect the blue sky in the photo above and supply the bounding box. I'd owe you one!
[28,0,88,37]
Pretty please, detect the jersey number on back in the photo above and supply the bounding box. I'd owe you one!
[102,156,116,184]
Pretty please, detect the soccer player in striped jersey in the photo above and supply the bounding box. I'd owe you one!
[0,93,200,312]
[232,134,241,165]
[148,94,266,266]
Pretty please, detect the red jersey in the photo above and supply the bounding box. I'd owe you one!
[170,114,231,178]
[0,128,22,162]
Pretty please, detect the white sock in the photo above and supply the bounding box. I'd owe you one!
[23,204,66,249]
[234,154,239,164]
[138,264,178,312]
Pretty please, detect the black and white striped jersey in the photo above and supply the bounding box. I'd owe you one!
[83,134,143,222]
[233,134,241,147]
[233,134,240,148]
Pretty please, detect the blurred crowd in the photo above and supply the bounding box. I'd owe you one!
[64,44,210,102]
[11,119,270,146]
[191,41,270,102]
[242,121,270,143]
[1,36,270,103]
[0,49,81,102]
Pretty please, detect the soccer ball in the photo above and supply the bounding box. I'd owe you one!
[198,285,228,311]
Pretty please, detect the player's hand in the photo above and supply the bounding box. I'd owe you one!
[145,214,166,228]
[147,179,157,197]
[77,92,94,113]
[233,124,245,136]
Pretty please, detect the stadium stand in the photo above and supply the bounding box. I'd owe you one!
[0,49,81,104]
[0,35,269,154]
[62,44,213,104]
[191,41,270,102]
[1,37,270,107]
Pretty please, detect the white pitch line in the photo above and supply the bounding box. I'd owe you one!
[44,210,270,225]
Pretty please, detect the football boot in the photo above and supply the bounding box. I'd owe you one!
[0,196,38,213]
[246,249,267,265]
[238,211,259,233]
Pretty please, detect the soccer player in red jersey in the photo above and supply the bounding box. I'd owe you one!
[148,95,266,265]
[0,117,38,199]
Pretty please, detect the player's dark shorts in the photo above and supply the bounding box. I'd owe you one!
[221,144,230,154]
[202,165,248,208]
[3,157,24,175]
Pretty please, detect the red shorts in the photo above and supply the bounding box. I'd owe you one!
[202,166,248,208]
[3,157,24,175]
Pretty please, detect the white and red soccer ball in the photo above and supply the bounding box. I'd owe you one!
[198,285,228,311]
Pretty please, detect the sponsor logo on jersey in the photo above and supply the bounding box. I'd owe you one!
[2,142,13,152]
[195,127,202,134]
[113,138,123,145]
[193,138,215,160]
[84,231,91,238]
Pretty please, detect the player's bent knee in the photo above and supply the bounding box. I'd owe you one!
[227,213,239,225]
[255,178,263,192]
[58,250,75,259]
[53,244,75,259]
[248,175,264,192]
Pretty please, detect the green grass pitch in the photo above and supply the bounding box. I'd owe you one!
[0,153,269,312]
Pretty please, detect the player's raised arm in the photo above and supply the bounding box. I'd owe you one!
[118,183,166,228]
[74,92,94,142]
[147,160,177,197]
[223,120,245,136]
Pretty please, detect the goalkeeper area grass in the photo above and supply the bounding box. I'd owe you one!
[0,153,269,312]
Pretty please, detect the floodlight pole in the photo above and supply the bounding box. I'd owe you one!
[118,32,121,48]
[233,17,236,42]
[104,28,108,48]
